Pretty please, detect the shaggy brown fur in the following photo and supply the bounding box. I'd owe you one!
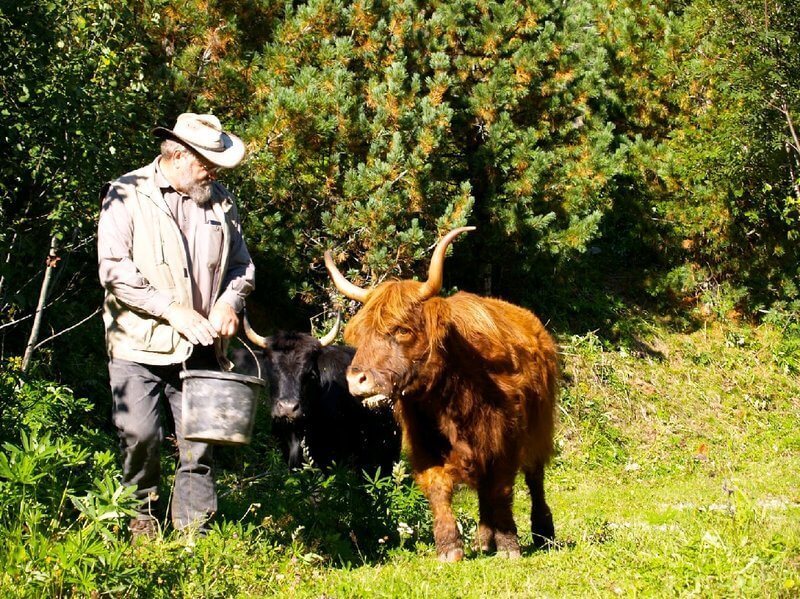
[342,277,559,562]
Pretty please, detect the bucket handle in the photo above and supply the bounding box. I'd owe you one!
[236,335,262,380]
[181,337,262,380]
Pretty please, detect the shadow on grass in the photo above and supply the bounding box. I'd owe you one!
[209,425,431,567]
[520,537,576,558]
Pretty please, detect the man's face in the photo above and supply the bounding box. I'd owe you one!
[175,150,219,205]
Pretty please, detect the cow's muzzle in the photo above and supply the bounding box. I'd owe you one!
[346,366,392,409]
[272,399,302,420]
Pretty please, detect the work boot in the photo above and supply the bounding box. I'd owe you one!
[129,517,158,543]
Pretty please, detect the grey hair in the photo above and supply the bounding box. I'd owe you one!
[160,138,187,159]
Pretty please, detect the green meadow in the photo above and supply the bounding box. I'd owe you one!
[3,315,797,597]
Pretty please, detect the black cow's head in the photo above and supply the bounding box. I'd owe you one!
[244,315,340,466]
[265,330,325,421]
[244,314,340,421]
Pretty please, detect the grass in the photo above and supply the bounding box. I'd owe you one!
[2,316,799,597]
[282,318,799,598]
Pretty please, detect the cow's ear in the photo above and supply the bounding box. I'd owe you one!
[421,297,453,354]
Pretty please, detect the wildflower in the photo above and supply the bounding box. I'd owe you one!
[397,521,414,539]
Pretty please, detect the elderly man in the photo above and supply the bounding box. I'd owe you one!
[97,113,255,538]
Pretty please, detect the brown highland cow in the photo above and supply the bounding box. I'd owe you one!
[324,227,558,562]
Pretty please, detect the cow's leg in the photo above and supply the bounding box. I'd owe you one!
[525,462,555,549]
[476,482,496,553]
[479,471,520,558]
[416,466,463,562]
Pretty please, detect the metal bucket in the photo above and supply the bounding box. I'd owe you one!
[180,347,266,445]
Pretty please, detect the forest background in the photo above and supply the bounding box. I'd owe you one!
[0,0,799,596]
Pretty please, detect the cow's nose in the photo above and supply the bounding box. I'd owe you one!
[346,366,375,396]
[273,399,301,420]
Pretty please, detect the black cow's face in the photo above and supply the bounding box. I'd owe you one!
[266,332,323,422]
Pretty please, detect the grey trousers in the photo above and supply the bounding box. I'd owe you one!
[108,356,217,529]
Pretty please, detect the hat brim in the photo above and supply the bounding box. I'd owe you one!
[153,127,246,169]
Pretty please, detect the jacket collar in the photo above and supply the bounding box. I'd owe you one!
[137,158,170,215]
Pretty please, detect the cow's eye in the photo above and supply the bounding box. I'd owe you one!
[394,327,414,342]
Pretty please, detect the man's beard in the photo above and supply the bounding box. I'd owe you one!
[185,179,214,205]
[177,170,214,205]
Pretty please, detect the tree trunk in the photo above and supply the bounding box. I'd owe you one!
[21,235,59,372]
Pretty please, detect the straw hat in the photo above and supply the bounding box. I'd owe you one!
[153,113,245,169]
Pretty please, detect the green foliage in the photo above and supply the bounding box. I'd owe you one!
[626,0,800,310]
[0,431,139,596]
[218,445,430,562]
[0,368,137,595]
[0,368,94,442]
[0,0,171,362]
[762,309,800,375]
[166,0,644,309]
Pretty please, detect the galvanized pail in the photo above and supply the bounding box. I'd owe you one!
[180,351,266,445]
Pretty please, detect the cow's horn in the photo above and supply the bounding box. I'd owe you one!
[324,250,371,303]
[243,310,271,348]
[317,312,341,347]
[418,226,476,300]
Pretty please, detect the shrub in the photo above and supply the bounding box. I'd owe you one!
[219,446,431,563]
[0,431,139,597]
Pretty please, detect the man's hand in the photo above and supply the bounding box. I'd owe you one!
[166,304,218,346]
[208,301,239,339]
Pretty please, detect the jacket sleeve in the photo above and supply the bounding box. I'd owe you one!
[216,200,255,313]
[97,183,174,318]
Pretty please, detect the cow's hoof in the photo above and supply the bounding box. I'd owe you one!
[438,547,464,562]
[474,536,494,553]
[494,532,521,558]
[531,534,556,550]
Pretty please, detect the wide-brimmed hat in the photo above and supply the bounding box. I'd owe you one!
[153,113,245,169]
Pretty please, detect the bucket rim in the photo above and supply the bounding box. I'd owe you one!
[180,369,266,387]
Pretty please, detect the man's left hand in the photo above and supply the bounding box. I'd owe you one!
[208,301,239,339]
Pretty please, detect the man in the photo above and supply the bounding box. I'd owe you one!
[97,113,255,539]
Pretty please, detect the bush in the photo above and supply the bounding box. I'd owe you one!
[0,367,93,443]
[0,431,139,597]
[218,445,431,563]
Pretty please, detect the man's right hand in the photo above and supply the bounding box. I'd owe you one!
[165,304,218,346]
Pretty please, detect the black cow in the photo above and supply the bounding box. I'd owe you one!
[239,316,400,474]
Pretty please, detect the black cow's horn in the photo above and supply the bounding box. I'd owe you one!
[324,250,371,303]
[243,310,272,348]
[418,227,476,301]
[318,312,341,347]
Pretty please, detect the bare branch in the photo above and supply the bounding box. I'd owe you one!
[21,236,59,372]
[32,307,101,350]
[0,312,35,332]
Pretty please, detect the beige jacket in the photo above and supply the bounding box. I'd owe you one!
[98,158,254,365]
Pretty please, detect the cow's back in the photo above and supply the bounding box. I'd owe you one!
[443,291,558,464]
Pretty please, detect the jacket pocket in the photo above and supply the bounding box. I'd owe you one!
[113,308,155,350]
[148,321,181,354]
[200,223,224,270]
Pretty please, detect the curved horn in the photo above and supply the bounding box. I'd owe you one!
[243,310,272,349]
[317,312,341,347]
[323,250,371,303]
[418,226,476,301]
